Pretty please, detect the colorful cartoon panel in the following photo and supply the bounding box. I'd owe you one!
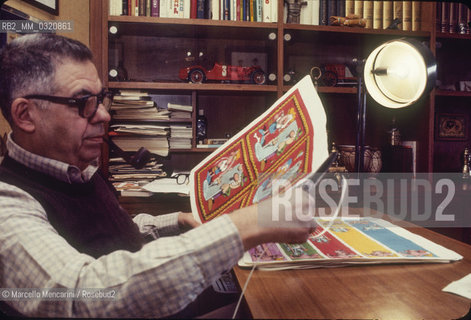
[247,143,311,205]
[317,219,399,258]
[201,189,252,222]
[246,89,314,176]
[348,220,435,258]
[308,226,360,259]
[194,140,254,222]
[248,243,287,262]
[278,242,323,260]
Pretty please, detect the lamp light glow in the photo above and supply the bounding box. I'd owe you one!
[364,39,436,109]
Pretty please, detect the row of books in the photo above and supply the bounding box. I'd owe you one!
[109,0,277,21]
[309,0,423,31]
[109,0,428,31]
[437,2,471,34]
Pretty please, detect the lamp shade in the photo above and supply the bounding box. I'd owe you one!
[364,38,436,109]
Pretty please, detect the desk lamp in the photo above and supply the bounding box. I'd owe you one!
[354,38,437,172]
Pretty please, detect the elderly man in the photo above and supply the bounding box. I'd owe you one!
[0,33,314,318]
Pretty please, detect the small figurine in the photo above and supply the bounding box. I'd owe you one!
[387,18,402,30]
[285,0,307,24]
[463,147,470,179]
[330,14,367,27]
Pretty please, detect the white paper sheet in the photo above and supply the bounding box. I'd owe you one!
[443,273,471,299]
[143,178,190,195]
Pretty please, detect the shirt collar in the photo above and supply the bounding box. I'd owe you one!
[6,132,98,184]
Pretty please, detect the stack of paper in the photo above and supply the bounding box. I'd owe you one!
[169,124,193,149]
[239,217,463,270]
[168,102,193,120]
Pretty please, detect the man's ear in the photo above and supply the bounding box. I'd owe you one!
[10,98,36,133]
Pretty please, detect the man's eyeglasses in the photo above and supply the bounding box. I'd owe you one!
[172,173,190,185]
[24,89,114,120]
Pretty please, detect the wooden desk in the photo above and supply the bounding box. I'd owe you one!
[233,210,471,319]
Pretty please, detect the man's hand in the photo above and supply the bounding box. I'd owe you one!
[228,189,315,251]
[178,212,201,232]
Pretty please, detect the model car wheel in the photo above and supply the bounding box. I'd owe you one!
[321,71,338,87]
[188,69,205,83]
[251,70,266,85]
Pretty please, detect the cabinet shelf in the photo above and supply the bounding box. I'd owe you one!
[436,32,471,40]
[108,81,278,92]
[283,24,431,38]
[282,86,357,94]
[436,90,471,97]
[108,16,277,40]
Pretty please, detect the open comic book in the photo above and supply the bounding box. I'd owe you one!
[189,75,329,223]
[239,217,462,269]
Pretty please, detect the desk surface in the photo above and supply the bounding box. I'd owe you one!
[233,210,471,319]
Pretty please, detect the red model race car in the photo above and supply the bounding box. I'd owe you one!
[179,62,266,84]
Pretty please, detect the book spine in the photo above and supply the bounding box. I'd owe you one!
[440,1,449,33]
[411,1,420,31]
[393,1,402,28]
[373,1,383,29]
[146,0,151,16]
[168,0,175,17]
[300,0,312,24]
[346,0,354,16]
[236,0,241,20]
[224,0,230,19]
[256,0,262,21]
[337,0,345,17]
[211,0,220,19]
[130,0,136,15]
[183,0,190,18]
[383,1,392,29]
[319,0,328,25]
[159,0,167,17]
[134,0,139,16]
[197,0,205,18]
[449,2,458,34]
[190,0,197,18]
[354,0,363,18]
[363,0,373,28]
[327,0,337,25]
[151,0,159,16]
[262,0,270,22]
[122,0,128,15]
[113,0,118,15]
[271,0,277,22]
[312,0,319,25]
[139,0,146,16]
[231,0,236,20]
[204,0,211,18]
[250,0,254,21]
[402,0,412,31]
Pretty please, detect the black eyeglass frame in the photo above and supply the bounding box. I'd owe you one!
[24,89,114,119]
[172,173,190,185]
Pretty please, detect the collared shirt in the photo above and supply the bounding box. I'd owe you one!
[0,133,244,318]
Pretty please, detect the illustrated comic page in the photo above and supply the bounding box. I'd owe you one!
[190,75,329,223]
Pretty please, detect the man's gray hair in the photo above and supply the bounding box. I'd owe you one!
[0,33,93,123]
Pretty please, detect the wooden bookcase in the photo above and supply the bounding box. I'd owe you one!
[89,1,470,175]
